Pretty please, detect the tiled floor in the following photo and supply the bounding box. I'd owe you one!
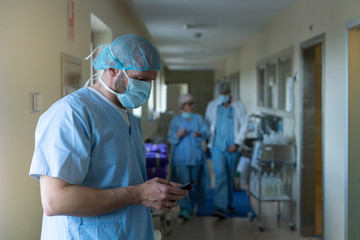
[153,199,320,240]
[153,160,321,240]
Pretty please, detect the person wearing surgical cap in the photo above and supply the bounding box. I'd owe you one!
[205,81,248,219]
[29,34,187,240]
[167,93,209,221]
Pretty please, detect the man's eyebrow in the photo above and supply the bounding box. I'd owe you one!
[131,74,154,81]
[136,75,151,79]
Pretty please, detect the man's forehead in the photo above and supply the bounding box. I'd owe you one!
[127,70,158,79]
[220,90,231,95]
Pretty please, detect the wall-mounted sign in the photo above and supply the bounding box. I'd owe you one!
[68,0,74,40]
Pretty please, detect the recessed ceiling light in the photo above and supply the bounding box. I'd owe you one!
[195,32,202,38]
[183,23,218,30]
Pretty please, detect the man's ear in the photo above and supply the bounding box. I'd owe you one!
[108,68,121,78]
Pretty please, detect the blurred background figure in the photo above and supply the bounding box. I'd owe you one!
[205,81,248,219]
[167,93,210,221]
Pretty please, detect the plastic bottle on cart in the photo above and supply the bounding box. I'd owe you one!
[266,173,273,198]
[261,173,268,199]
[265,173,270,197]
[275,173,284,199]
[253,172,259,197]
[275,174,280,198]
[269,172,276,198]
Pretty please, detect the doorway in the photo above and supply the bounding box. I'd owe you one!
[90,13,112,79]
[300,35,324,237]
[166,83,189,114]
[346,23,360,240]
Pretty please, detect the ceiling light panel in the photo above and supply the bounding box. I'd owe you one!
[183,23,218,30]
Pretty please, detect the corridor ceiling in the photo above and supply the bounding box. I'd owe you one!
[131,0,295,71]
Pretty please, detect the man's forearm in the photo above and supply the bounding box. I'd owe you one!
[40,175,142,217]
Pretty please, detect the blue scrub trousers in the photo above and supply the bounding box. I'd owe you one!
[171,164,202,213]
[211,148,240,212]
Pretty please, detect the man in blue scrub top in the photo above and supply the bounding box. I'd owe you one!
[29,34,187,240]
[205,81,247,219]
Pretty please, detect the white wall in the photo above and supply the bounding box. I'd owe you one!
[0,0,151,239]
[215,0,360,239]
[165,70,215,116]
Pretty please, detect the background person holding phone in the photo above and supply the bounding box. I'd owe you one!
[167,93,210,220]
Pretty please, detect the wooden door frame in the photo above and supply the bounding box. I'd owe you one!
[299,33,325,236]
[345,16,360,240]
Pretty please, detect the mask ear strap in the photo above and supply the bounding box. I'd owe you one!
[84,74,99,87]
[85,45,108,60]
[97,77,117,95]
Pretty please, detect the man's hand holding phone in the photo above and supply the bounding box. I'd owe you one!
[178,179,198,190]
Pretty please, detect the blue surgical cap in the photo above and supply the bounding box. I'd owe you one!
[218,81,230,93]
[92,34,161,71]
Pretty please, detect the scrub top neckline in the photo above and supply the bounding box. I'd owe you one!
[87,87,130,127]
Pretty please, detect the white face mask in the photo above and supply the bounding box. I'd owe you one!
[98,70,152,109]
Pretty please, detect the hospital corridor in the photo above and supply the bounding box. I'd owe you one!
[0,0,359,240]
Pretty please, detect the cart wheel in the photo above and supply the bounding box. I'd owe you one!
[289,222,296,231]
[257,223,265,232]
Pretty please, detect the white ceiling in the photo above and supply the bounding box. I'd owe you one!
[131,0,295,71]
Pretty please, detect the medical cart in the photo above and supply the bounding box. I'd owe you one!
[248,143,296,231]
[145,141,171,240]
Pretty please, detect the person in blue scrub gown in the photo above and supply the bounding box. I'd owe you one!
[205,81,248,219]
[29,34,187,240]
[167,93,209,220]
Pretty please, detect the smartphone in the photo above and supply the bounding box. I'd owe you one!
[178,179,198,190]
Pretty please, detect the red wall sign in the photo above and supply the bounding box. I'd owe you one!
[68,0,74,40]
